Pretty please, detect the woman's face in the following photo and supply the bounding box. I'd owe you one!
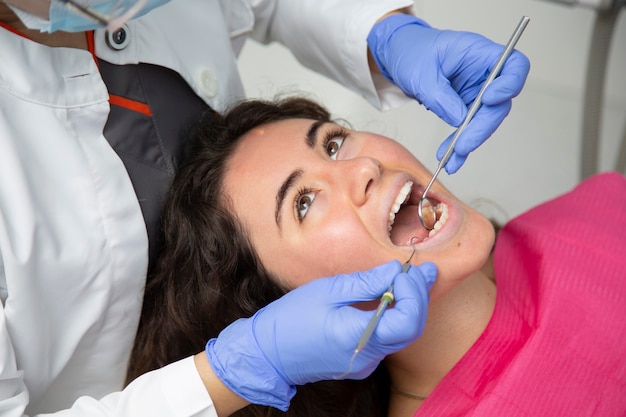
[223,118,495,296]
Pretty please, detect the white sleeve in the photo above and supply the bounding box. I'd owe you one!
[0,307,28,417]
[56,357,217,417]
[0,354,216,417]
[246,0,416,110]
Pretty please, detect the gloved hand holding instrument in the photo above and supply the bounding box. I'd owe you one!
[205,260,437,411]
[367,13,531,174]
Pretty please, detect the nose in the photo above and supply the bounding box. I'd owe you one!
[340,157,382,206]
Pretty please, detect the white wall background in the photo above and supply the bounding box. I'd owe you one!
[237,0,626,224]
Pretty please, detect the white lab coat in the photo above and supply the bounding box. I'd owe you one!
[0,0,413,416]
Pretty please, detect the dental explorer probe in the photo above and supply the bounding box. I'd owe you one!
[335,242,417,379]
[418,16,531,230]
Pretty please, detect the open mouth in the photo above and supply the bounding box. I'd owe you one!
[387,181,449,245]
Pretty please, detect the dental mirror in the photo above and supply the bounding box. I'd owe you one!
[417,15,530,231]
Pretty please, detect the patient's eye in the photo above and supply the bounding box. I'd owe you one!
[296,189,316,221]
[323,128,347,160]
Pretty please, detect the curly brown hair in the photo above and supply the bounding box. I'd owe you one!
[126,97,390,417]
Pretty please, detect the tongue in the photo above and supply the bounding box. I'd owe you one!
[390,204,429,245]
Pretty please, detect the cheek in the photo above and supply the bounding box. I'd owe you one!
[368,138,421,167]
[265,222,388,288]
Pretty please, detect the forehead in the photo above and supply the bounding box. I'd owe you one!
[221,119,319,262]
[241,118,314,145]
[230,119,315,166]
[224,118,313,204]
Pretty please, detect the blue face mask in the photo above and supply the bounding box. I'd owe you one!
[11,0,170,33]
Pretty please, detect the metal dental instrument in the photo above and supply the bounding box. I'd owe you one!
[335,240,418,379]
[418,16,531,231]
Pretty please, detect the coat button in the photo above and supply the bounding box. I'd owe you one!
[198,69,218,98]
[106,25,130,51]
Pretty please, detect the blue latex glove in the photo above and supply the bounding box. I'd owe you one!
[368,14,530,173]
[205,260,437,411]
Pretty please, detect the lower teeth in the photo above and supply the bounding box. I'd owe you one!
[427,203,448,237]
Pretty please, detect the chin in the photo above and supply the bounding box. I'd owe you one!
[428,217,496,300]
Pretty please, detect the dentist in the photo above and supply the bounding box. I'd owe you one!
[0,1,528,416]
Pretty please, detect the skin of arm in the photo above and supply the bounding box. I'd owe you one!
[193,352,250,417]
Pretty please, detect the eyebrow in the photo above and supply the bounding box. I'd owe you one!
[275,170,303,228]
[274,120,325,228]
[305,120,325,149]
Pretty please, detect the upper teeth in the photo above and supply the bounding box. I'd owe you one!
[388,181,412,233]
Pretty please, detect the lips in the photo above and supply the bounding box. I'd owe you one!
[388,180,448,245]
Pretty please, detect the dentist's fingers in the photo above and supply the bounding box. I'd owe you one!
[372,262,437,347]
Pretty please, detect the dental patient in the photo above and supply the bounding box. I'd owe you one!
[127,97,626,417]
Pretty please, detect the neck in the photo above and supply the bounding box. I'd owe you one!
[385,268,496,416]
[0,3,88,49]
